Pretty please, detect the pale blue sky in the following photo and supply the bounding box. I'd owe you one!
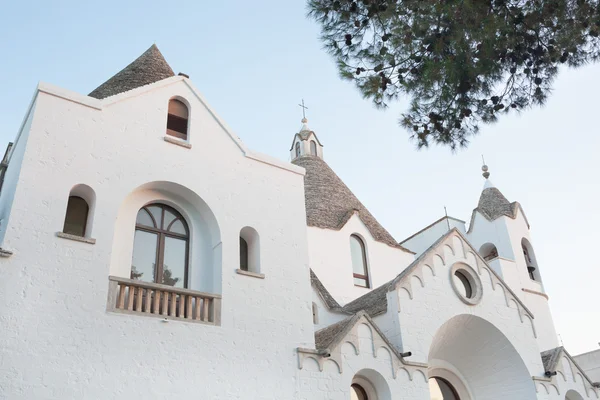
[1,1,598,354]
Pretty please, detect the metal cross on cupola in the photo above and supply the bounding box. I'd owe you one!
[298,99,308,121]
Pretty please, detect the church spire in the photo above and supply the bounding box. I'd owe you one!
[289,102,324,161]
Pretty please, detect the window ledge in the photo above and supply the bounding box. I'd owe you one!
[0,248,13,257]
[164,136,191,149]
[235,269,265,279]
[56,232,96,244]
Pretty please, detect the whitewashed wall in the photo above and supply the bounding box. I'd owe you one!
[306,215,414,305]
[0,79,315,399]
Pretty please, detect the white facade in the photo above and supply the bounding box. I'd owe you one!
[0,46,598,400]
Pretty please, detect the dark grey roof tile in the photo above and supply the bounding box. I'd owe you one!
[292,156,412,252]
[89,44,174,99]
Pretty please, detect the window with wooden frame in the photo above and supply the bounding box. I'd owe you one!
[63,196,89,237]
[166,99,189,140]
[131,204,189,288]
[350,234,369,288]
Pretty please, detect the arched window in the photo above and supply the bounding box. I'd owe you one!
[521,237,538,281]
[240,237,249,271]
[310,140,317,156]
[166,99,189,140]
[62,184,96,238]
[239,227,260,273]
[429,377,460,399]
[131,204,189,288]
[351,384,369,400]
[350,234,369,288]
[295,142,301,158]
[63,196,89,237]
[479,242,498,261]
[312,302,318,324]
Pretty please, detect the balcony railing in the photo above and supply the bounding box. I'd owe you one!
[107,276,221,325]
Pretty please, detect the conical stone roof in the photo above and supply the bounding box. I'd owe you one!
[476,187,517,220]
[89,44,175,99]
[292,156,411,252]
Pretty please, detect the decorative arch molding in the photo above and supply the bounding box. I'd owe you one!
[542,349,600,399]
[109,181,222,294]
[297,311,428,379]
[389,229,536,337]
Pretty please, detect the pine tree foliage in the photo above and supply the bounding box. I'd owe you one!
[308,0,600,148]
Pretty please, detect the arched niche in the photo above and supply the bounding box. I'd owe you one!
[109,181,222,294]
[428,314,537,400]
[479,242,498,262]
[521,237,540,281]
[64,184,96,238]
[239,226,260,273]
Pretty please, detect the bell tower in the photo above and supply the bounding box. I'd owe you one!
[466,164,559,351]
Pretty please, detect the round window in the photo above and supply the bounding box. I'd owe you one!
[453,271,473,299]
[449,264,482,305]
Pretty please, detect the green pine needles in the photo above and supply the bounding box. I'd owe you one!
[308,0,600,149]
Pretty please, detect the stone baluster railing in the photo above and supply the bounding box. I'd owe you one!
[107,276,221,325]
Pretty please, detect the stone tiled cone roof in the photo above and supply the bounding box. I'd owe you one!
[476,187,518,220]
[89,44,175,99]
[541,347,562,372]
[340,280,394,317]
[292,156,412,252]
[315,314,357,350]
[310,269,343,310]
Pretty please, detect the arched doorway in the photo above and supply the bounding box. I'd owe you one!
[350,369,391,400]
[428,314,537,400]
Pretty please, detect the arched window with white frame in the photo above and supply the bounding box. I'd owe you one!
[350,234,369,288]
[295,141,301,158]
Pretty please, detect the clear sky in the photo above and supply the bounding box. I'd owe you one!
[1,1,598,354]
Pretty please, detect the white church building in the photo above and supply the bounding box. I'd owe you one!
[0,45,598,400]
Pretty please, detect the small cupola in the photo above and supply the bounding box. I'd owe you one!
[289,118,324,161]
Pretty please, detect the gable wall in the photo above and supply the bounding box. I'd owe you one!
[390,234,543,375]
[0,82,316,399]
[401,218,466,256]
